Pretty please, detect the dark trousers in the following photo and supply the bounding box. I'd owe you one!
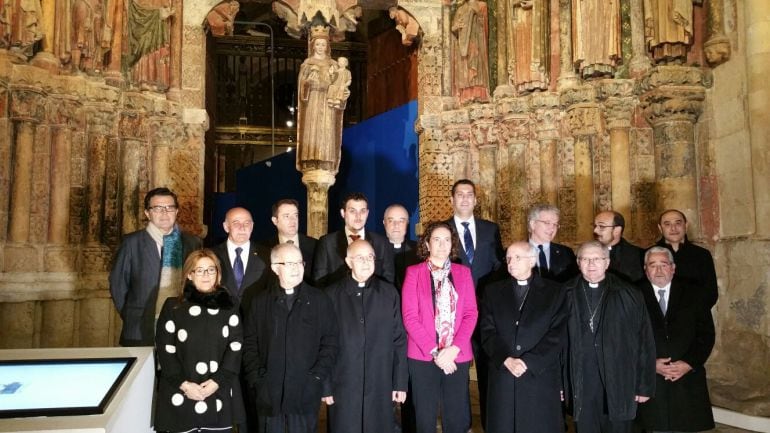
[575,370,632,433]
[471,331,488,429]
[408,359,471,433]
[259,413,317,433]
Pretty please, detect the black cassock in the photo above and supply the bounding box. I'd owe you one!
[480,275,568,433]
[325,275,408,433]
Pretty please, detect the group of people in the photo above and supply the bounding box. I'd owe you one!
[109,181,717,433]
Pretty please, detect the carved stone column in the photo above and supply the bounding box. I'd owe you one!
[531,92,561,205]
[119,103,150,235]
[628,0,651,76]
[704,0,731,67]
[303,170,336,239]
[442,110,471,182]
[557,0,579,90]
[469,104,498,220]
[639,66,706,235]
[0,85,10,243]
[498,97,531,241]
[562,85,599,242]
[416,114,451,229]
[745,0,770,236]
[167,0,183,101]
[598,79,636,234]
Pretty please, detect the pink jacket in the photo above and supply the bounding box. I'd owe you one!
[401,262,478,362]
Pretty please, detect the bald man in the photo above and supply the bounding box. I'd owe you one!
[593,211,644,283]
[213,207,270,306]
[324,240,408,433]
[480,242,568,433]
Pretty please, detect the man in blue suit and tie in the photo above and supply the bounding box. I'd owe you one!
[527,204,579,283]
[445,179,504,429]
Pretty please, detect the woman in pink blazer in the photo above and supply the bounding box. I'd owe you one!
[401,221,478,433]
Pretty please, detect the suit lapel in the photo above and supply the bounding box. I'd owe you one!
[140,231,161,278]
[242,243,265,288]
[335,230,348,261]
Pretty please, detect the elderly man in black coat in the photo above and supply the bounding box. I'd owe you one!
[636,246,715,432]
[242,243,339,433]
[325,240,408,433]
[480,241,568,433]
[564,241,655,433]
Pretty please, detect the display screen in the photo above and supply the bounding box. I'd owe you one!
[0,357,136,418]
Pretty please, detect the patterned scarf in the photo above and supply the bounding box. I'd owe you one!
[429,259,457,349]
[147,223,184,316]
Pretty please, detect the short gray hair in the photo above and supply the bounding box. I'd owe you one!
[644,246,675,265]
[271,243,302,263]
[576,240,609,258]
[527,204,560,230]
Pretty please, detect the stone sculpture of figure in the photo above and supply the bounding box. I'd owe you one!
[389,6,419,46]
[327,56,351,109]
[296,27,348,174]
[125,0,175,91]
[71,0,105,72]
[206,0,239,37]
[643,0,693,64]
[0,0,12,48]
[571,0,621,78]
[451,0,490,104]
[509,0,549,93]
[8,0,43,57]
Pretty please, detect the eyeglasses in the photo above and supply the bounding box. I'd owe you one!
[194,267,218,276]
[275,261,304,268]
[506,255,535,263]
[578,257,608,265]
[349,254,376,264]
[148,205,178,214]
[593,224,617,230]
[536,220,560,229]
[229,221,254,230]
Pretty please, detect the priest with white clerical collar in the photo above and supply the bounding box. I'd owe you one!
[479,241,568,433]
[324,239,408,433]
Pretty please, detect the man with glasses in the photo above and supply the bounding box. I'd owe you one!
[324,240,408,433]
[527,204,578,283]
[109,187,201,346]
[243,243,338,433]
[213,207,270,307]
[261,199,318,282]
[564,241,655,433]
[593,211,644,283]
[313,192,394,287]
[480,241,568,433]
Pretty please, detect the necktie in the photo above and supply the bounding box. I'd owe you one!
[234,247,244,289]
[658,289,667,315]
[349,234,361,242]
[538,244,548,273]
[461,222,474,264]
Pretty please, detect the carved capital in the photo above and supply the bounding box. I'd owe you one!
[639,67,706,125]
[603,97,635,129]
[9,87,46,122]
[639,66,707,91]
[497,96,530,121]
[565,104,600,136]
[596,79,636,100]
[48,95,81,127]
[560,85,596,108]
[119,111,148,141]
[499,116,531,144]
[84,105,118,136]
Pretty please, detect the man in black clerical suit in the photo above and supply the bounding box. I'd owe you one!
[383,204,419,291]
[212,207,269,309]
[480,242,568,433]
[593,210,644,283]
[653,209,718,308]
[261,199,317,283]
[313,192,395,288]
[527,204,579,283]
[564,241,655,433]
[444,178,504,429]
[636,246,715,433]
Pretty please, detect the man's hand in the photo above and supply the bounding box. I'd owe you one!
[661,360,692,382]
[635,395,650,403]
[655,357,672,376]
[503,357,527,377]
[392,391,407,403]
[322,396,335,405]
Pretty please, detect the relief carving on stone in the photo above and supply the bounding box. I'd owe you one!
[389,6,420,47]
[451,0,491,104]
[643,0,694,64]
[508,0,549,93]
[572,0,621,78]
[206,0,240,37]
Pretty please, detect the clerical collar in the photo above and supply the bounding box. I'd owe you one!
[516,280,528,286]
[588,282,599,288]
[391,242,402,249]
[284,288,295,295]
[358,281,366,288]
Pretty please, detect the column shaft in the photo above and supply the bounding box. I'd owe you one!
[48,126,72,244]
[8,121,34,242]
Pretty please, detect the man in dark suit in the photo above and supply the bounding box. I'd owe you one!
[313,192,394,288]
[444,179,504,429]
[636,246,715,432]
[109,187,201,346]
[212,207,269,308]
[654,209,718,308]
[261,199,317,283]
[383,204,419,292]
[593,210,644,283]
[480,241,568,433]
[527,204,578,283]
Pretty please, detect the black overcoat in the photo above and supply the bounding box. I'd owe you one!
[564,273,656,422]
[636,278,715,431]
[480,275,568,433]
[242,281,339,416]
[313,231,395,287]
[325,276,408,433]
[608,238,645,283]
[653,238,718,307]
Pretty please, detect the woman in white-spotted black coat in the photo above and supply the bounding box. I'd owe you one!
[154,248,246,433]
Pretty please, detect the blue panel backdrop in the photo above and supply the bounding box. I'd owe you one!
[215,100,419,244]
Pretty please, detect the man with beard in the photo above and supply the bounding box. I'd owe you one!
[324,240,408,433]
[593,210,644,283]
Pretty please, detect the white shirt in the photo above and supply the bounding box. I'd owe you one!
[653,282,672,305]
[227,239,250,270]
[528,240,551,268]
[345,228,365,244]
[453,215,476,251]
